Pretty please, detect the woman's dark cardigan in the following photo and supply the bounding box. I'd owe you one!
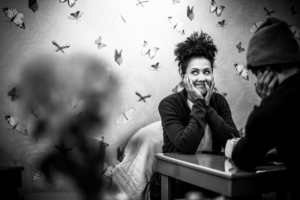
[159,89,239,154]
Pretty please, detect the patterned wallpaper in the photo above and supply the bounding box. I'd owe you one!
[0,0,299,195]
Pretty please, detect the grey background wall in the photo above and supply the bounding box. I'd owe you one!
[0,0,299,195]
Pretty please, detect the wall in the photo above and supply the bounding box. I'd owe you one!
[0,0,299,195]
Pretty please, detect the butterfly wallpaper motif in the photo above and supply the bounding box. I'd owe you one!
[0,0,300,196]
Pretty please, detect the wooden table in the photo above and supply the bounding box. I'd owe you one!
[155,152,288,200]
[0,148,24,200]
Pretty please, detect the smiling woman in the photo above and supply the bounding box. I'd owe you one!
[161,31,239,154]
[149,31,240,200]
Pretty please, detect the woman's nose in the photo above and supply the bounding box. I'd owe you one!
[197,73,206,81]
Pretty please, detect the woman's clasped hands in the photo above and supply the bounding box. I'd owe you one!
[183,74,215,106]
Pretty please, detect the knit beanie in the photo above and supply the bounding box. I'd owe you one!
[247,17,300,68]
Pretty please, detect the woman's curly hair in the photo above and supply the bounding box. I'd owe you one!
[174,31,218,78]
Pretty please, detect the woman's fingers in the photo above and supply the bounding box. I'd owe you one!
[183,75,189,89]
[187,75,192,90]
[184,75,193,91]
[188,76,193,86]
[205,81,209,92]
[211,75,215,92]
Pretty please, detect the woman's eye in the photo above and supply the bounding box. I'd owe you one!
[191,71,198,75]
[204,71,211,75]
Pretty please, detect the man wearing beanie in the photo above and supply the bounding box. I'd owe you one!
[232,17,300,200]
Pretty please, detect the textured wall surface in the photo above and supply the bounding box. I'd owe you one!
[0,0,299,195]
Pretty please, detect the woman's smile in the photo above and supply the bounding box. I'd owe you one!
[195,84,205,89]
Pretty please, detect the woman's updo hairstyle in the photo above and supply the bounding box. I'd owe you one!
[174,31,218,83]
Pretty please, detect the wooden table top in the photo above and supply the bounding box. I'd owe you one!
[0,148,24,171]
[155,152,286,180]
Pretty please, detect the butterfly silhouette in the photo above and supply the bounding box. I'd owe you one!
[234,63,249,80]
[150,62,160,71]
[172,85,179,93]
[103,164,114,179]
[135,91,151,102]
[60,0,77,8]
[74,112,83,119]
[68,11,83,22]
[3,8,25,29]
[31,170,46,181]
[236,42,245,53]
[290,5,298,15]
[289,25,300,41]
[7,87,20,101]
[28,0,38,13]
[5,115,28,136]
[238,127,245,137]
[99,136,109,148]
[263,7,275,17]
[250,21,263,33]
[117,146,125,162]
[136,0,148,7]
[187,6,194,21]
[216,20,226,28]
[173,0,180,5]
[115,107,135,124]
[31,105,40,118]
[70,97,82,109]
[115,49,123,65]
[52,40,70,54]
[55,144,73,156]
[168,16,185,35]
[210,0,225,17]
[141,41,159,59]
[113,11,132,26]
[94,36,106,49]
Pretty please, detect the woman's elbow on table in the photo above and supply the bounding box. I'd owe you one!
[176,137,199,154]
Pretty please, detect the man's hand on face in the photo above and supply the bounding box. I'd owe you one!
[255,69,279,99]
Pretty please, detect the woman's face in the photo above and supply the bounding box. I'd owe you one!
[185,57,213,95]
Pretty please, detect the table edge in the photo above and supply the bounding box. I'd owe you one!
[155,153,258,179]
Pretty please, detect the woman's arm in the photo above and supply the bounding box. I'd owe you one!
[205,94,239,148]
[159,98,207,154]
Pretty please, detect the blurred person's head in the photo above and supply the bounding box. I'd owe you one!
[246,17,300,84]
[174,31,218,95]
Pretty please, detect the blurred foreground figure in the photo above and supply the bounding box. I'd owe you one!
[17,53,119,200]
[232,18,300,200]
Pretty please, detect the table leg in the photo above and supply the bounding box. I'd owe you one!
[161,174,174,200]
